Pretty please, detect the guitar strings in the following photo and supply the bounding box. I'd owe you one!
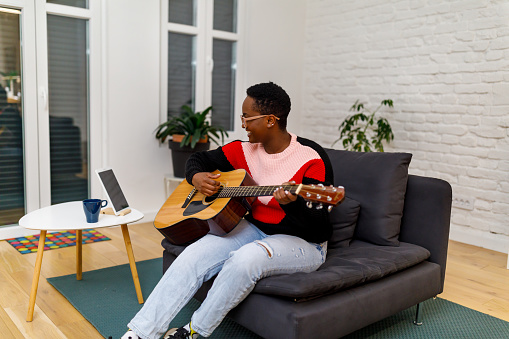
[218,185,297,198]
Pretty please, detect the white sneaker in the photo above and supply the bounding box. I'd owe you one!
[121,329,140,339]
[163,325,199,339]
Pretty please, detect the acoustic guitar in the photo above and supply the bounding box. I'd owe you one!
[154,169,345,245]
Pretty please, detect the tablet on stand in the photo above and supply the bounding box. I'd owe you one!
[95,168,131,216]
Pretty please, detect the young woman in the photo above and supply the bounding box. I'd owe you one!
[123,82,333,339]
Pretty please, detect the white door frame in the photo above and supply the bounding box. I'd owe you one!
[0,0,103,239]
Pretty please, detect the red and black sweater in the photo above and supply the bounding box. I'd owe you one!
[185,133,334,243]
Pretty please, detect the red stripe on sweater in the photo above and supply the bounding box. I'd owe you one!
[222,141,251,176]
[223,143,326,225]
[289,159,326,183]
[252,159,326,224]
[251,199,285,224]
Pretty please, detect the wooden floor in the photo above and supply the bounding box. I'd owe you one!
[0,222,508,338]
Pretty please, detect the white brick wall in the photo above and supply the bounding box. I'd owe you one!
[302,0,509,253]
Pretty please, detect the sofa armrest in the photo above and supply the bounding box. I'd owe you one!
[399,175,452,290]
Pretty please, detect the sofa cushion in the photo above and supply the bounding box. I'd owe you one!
[328,197,361,249]
[161,238,430,301]
[161,238,186,257]
[325,149,412,246]
[252,240,430,301]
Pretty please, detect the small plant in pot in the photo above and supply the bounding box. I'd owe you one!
[332,99,394,152]
[155,105,229,177]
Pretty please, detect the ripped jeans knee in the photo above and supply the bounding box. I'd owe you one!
[254,240,274,258]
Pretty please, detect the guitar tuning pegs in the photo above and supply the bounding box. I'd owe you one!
[306,201,313,208]
[327,196,332,202]
[316,194,321,199]
[328,205,333,212]
[316,203,323,210]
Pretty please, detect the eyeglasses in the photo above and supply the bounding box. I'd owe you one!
[240,114,280,124]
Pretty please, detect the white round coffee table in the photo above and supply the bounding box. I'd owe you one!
[19,201,145,321]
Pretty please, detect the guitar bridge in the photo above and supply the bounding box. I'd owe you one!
[182,188,197,208]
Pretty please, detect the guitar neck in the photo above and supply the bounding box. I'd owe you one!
[218,185,299,198]
[185,176,344,207]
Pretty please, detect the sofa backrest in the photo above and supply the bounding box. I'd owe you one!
[325,149,412,247]
[324,149,452,289]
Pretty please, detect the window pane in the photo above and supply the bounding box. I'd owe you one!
[213,0,237,33]
[169,0,195,26]
[168,32,195,118]
[0,9,24,226]
[212,39,235,130]
[47,15,89,204]
[47,0,88,9]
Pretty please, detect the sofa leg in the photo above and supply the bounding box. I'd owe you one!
[413,303,423,326]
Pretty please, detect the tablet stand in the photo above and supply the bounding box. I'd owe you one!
[101,207,132,216]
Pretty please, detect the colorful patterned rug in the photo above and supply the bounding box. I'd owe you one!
[6,229,110,254]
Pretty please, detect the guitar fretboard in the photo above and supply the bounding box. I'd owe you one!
[218,185,298,198]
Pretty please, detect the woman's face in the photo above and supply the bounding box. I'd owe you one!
[241,96,269,144]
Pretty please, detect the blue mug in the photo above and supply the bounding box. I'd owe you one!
[83,199,108,223]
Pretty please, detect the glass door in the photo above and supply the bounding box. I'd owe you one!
[35,0,97,209]
[0,0,101,235]
[46,13,89,204]
[0,7,24,226]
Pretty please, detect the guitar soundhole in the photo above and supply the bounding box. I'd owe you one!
[203,185,224,204]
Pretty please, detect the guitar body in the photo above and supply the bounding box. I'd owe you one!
[154,169,257,245]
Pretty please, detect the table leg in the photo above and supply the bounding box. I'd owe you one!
[27,230,47,322]
[76,230,82,280]
[121,224,144,304]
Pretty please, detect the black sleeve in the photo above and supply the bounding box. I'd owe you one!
[278,177,333,243]
[185,146,235,185]
[282,137,335,243]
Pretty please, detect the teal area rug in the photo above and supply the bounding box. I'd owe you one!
[47,258,509,338]
[47,258,258,338]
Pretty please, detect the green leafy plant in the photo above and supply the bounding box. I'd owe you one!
[155,105,229,149]
[332,99,394,152]
[0,70,19,76]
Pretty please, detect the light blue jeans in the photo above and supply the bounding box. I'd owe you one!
[128,219,327,339]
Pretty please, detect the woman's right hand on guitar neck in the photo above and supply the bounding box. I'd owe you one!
[192,172,221,197]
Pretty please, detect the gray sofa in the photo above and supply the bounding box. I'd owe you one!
[161,149,452,338]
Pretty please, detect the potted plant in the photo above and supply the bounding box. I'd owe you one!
[155,105,229,177]
[332,99,394,152]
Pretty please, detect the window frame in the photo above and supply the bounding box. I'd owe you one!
[159,0,244,141]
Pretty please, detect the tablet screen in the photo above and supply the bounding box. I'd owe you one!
[97,169,129,212]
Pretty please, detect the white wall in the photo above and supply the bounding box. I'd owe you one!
[302,0,509,253]
[101,0,307,221]
[242,0,306,134]
[104,0,169,220]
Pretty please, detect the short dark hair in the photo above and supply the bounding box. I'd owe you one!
[246,82,291,129]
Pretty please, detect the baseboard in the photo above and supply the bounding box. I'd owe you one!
[449,225,509,254]
[0,225,41,240]
[0,210,157,240]
[140,210,156,223]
